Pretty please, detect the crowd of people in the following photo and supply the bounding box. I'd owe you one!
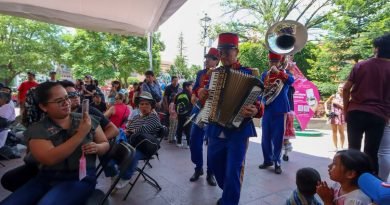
[0,32,389,205]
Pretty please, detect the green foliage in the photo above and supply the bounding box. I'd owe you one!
[0,15,65,85]
[64,31,164,87]
[238,41,319,76]
[127,77,140,84]
[216,0,331,40]
[238,42,268,72]
[308,0,389,97]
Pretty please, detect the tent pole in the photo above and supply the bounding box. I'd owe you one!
[147,32,153,71]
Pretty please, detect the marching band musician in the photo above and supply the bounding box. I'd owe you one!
[258,52,294,174]
[200,33,264,205]
[188,48,219,186]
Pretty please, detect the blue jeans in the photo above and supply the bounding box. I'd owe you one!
[378,124,390,181]
[104,150,143,180]
[0,169,96,205]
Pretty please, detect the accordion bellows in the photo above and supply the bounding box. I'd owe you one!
[198,67,263,128]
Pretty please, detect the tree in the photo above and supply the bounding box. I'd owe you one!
[308,0,390,97]
[214,0,332,40]
[169,32,199,80]
[0,15,65,85]
[238,41,318,76]
[64,31,165,87]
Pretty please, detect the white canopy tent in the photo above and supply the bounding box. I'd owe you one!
[0,0,187,69]
[0,0,187,36]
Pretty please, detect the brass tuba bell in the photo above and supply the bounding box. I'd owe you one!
[265,20,308,55]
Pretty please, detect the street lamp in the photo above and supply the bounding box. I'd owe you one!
[200,13,212,58]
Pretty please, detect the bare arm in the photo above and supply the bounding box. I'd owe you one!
[191,93,197,105]
[324,95,334,114]
[82,125,109,156]
[103,122,119,140]
[343,81,353,117]
[104,106,115,118]
[29,113,92,166]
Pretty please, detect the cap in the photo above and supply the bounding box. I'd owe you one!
[269,51,283,62]
[136,92,155,103]
[183,81,192,88]
[358,173,390,205]
[217,33,239,49]
[204,47,220,59]
[27,71,35,76]
[50,71,56,74]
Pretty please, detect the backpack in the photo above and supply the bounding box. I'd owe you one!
[128,132,160,158]
[22,87,46,127]
[175,92,190,115]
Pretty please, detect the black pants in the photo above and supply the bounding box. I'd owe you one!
[347,110,386,174]
[1,163,39,192]
[176,114,191,145]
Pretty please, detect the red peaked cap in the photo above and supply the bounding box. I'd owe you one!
[217,33,239,49]
[204,47,220,59]
[268,51,283,62]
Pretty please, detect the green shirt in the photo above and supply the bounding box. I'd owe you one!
[25,112,99,171]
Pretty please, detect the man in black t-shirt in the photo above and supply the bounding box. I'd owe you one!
[91,93,107,113]
[162,76,181,127]
[163,76,181,111]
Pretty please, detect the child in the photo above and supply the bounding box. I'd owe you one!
[168,93,178,144]
[286,167,322,205]
[175,81,193,148]
[317,149,373,205]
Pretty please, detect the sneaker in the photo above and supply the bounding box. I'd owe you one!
[110,176,117,185]
[182,144,190,149]
[176,143,183,148]
[115,178,131,189]
[274,165,282,174]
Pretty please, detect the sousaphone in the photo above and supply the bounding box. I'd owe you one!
[263,20,307,105]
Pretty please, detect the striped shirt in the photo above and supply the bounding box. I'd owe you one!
[126,112,161,136]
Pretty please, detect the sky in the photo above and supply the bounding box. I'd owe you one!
[158,0,223,66]
[157,0,330,66]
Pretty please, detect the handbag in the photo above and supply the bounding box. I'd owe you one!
[128,132,160,158]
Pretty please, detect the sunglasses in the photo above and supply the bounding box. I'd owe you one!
[67,92,79,98]
[47,96,70,106]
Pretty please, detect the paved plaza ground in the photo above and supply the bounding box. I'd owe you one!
[0,127,342,205]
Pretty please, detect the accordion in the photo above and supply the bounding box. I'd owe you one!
[196,67,263,128]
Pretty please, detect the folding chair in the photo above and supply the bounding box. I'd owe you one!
[123,125,168,200]
[85,141,136,205]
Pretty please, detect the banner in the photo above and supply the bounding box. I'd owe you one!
[289,62,320,130]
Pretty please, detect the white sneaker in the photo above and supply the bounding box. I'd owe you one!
[115,178,130,189]
[176,143,183,148]
[182,144,190,149]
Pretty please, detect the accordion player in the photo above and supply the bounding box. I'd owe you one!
[196,66,263,129]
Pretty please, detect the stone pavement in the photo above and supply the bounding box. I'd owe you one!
[0,128,342,204]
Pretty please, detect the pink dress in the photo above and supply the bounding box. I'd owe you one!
[330,94,345,125]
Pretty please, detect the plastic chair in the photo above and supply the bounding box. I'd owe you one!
[85,141,136,205]
[123,126,168,200]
